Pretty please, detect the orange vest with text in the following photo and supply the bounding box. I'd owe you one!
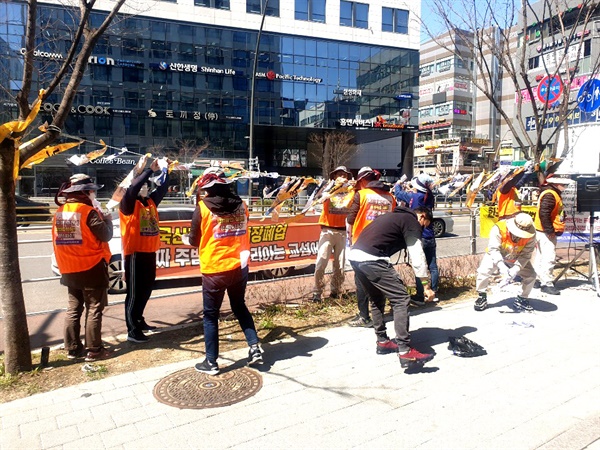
[53,202,111,274]
[497,187,521,219]
[494,220,529,264]
[534,188,565,234]
[351,189,396,244]
[319,190,353,228]
[120,198,161,255]
[198,200,249,274]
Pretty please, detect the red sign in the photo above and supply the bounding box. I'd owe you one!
[155,215,321,279]
[537,75,563,104]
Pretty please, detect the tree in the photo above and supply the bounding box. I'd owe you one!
[0,0,127,375]
[308,131,358,178]
[422,0,600,163]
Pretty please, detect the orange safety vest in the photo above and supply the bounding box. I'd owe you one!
[120,198,161,255]
[53,202,111,274]
[534,189,565,234]
[493,220,529,264]
[198,200,249,274]
[319,190,353,228]
[351,189,396,244]
[497,187,521,219]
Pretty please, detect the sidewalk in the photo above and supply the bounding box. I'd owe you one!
[2,279,599,449]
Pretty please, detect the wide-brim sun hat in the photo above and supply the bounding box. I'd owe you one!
[329,165,352,180]
[197,167,233,190]
[506,213,536,239]
[61,174,103,193]
[545,175,575,185]
[357,166,380,182]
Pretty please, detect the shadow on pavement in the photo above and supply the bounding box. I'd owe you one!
[487,297,558,313]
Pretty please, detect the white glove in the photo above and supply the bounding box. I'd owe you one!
[497,262,510,276]
[181,234,191,246]
[508,265,520,279]
[524,160,534,173]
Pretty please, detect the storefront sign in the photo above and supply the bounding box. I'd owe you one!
[419,119,451,130]
[42,103,111,115]
[91,157,137,165]
[338,118,416,130]
[257,71,323,84]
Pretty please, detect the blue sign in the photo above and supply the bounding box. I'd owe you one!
[537,76,563,103]
[577,79,600,113]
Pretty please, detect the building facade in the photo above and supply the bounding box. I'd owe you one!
[0,0,421,195]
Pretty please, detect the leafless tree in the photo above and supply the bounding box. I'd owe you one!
[308,131,358,178]
[422,0,600,163]
[0,0,128,375]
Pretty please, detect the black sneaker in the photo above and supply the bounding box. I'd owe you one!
[248,345,263,365]
[195,359,220,375]
[139,321,157,331]
[513,296,533,312]
[541,285,560,295]
[348,315,373,328]
[127,330,149,343]
[533,280,541,289]
[410,296,426,307]
[474,292,487,311]
[67,346,85,360]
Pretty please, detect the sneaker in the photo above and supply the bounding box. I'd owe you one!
[195,359,220,375]
[534,280,541,289]
[348,315,373,328]
[541,285,560,295]
[248,345,263,365]
[513,296,533,312]
[474,292,487,311]
[398,348,434,368]
[311,293,322,303]
[67,345,85,360]
[84,347,111,362]
[376,339,399,355]
[127,330,149,343]
[139,321,157,331]
[410,296,426,307]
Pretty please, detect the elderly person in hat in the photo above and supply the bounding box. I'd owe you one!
[52,174,113,361]
[186,167,262,375]
[120,158,169,344]
[346,166,396,327]
[474,213,537,312]
[533,175,575,295]
[311,166,354,302]
[394,173,439,306]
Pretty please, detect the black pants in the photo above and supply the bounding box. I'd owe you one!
[124,252,156,333]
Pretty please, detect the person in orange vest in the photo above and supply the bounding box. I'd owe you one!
[474,213,537,312]
[497,161,536,220]
[533,176,574,295]
[52,174,113,362]
[187,168,262,375]
[346,166,396,327]
[120,158,169,343]
[311,165,354,303]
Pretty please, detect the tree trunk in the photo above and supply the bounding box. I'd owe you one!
[0,138,32,374]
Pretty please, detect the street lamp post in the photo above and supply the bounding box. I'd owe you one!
[248,0,270,199]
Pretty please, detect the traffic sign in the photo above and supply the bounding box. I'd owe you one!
[537,75,563,104]
[577,79,600,113]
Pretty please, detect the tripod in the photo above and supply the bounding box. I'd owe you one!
[554,212,600,296]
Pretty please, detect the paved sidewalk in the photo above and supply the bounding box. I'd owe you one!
[2,280,600,449]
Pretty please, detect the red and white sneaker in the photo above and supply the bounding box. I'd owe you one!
[398,348,434,368]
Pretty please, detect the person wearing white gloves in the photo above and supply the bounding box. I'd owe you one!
[474,213,537,312]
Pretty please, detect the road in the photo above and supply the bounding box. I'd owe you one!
[13,214,483,316]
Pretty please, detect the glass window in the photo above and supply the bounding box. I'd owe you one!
[340,1,368,28]
[247,0,280,17]
[194,0,230,8]
[295,0,326,22]
[123,68,144,83]
[180,72,196,88]
[382,7,408,34]
[91,65,112,82]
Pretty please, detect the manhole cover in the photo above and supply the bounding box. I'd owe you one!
[153,367,263,409]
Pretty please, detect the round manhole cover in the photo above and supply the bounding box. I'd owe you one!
[153,367,263,409]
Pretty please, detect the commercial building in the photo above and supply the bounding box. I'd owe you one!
[0,0,421,196]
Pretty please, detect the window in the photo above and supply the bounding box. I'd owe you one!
[436,104,450,116]
[420,64,433,76]
[91,65,112,82]
[415,156,435,168]
[436,59,451,72]
[123,68,144,83]
[419,107,433,118]
[340,1,368,29]
[382,7,408,34]
[295,0,326,22]
[528,55,539,70]
[194,0,230,8]
[247,0,280,17]
[584,39,591,57]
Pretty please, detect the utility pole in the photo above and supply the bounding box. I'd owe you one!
[248,0,270,199]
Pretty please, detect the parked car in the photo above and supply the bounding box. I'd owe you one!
[431,211,454,238]
[16,195,50,225]
[52,205,321,294]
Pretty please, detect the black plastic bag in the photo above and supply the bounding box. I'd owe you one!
[448,336,487,357]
